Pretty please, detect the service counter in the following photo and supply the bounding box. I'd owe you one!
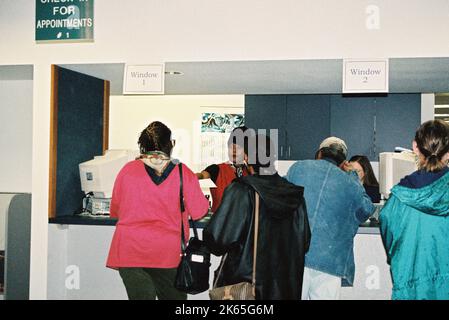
[49,213,380,233]
[48,208,391,300]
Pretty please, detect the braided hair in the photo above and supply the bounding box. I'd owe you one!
[415,119,449,172]
[138,121,173,156]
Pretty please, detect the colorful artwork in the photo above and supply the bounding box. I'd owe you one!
[199,112,245,170]
[201,113,244,133]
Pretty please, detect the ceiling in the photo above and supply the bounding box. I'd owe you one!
[166,58,449,95]
[59,63,125,94]
[47,57,449,96]
[2,60,448,123]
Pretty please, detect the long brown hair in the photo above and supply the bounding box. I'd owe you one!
[349,155,379,187]
[415,119,449,172]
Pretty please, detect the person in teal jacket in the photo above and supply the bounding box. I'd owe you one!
[380,119,449,300]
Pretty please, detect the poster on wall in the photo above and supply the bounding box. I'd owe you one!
[35,0,94,42]
[200,113,244,170]
[201,113,244,133]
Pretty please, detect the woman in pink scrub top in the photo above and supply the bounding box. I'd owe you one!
[106,121,208,300]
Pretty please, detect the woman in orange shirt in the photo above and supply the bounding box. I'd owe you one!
[196,126,253,212]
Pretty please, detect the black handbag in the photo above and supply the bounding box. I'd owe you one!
[174,164,211,294]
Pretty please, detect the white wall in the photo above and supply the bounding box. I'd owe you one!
[3,0,449,64]
[340,234,392,300]
[109,95,244,173]
[46,224,68,300]
[1,0,449,298]
[48,224,390,300]
[47,224,222,300]
[0,80,33,193]
[421,93,435,123]
[47,224,127,300]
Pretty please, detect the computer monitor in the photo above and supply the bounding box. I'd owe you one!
[379,151,418,200]
[79,150,139,198]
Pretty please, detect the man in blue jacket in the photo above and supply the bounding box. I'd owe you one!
[286,137,375,300]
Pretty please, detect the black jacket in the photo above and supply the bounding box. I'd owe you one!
[203,173,310,300]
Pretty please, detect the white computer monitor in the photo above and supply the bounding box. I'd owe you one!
[379,151,418,200]
[79,149,139,198]
[274,160,297,177]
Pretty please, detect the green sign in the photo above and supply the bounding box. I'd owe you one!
[35,0,94,42]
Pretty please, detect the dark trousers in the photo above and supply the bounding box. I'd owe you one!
[119,267,186,300]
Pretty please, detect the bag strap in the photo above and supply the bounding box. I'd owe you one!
[212,192,260,290]
[213,253,228,288]
[251,192,260,293]
[179,163,198,256]
[179,164,186,255]
[179,163,185,213]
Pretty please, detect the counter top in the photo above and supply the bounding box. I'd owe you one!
[49,212,212,227]
[49,215,117,226]
[357,218,380,234]
[49,213,380,234]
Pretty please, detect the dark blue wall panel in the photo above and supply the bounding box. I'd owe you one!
[245,95,287,159]
[56,67,105,216]
[286,95,331,160]
[375,94,421,154]
[330,95,377,160]
[246,93,421,162]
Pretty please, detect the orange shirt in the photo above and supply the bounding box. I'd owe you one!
[210,163,248,213]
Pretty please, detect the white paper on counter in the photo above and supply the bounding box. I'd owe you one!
[199,178,217,189]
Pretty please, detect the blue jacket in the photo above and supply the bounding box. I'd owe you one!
[380,170,449,300]
[286,159,375,284]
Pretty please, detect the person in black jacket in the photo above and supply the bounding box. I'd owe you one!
[203,133,311,300]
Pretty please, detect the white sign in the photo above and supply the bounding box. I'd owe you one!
[123,64,164,94]
[343,59,389,93]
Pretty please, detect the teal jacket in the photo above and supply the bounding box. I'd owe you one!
[379,171,449,300]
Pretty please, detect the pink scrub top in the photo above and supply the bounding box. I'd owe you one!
[106,160,208,269]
